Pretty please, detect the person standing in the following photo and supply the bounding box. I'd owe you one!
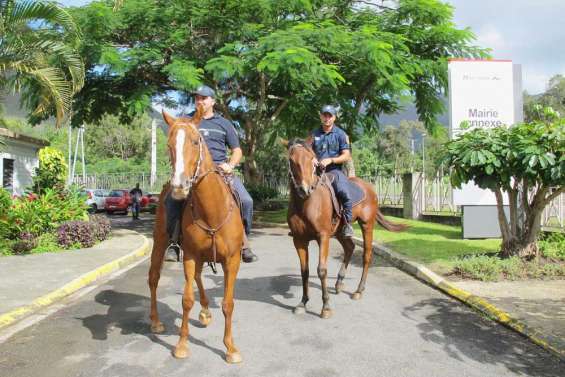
[130,183,143,220]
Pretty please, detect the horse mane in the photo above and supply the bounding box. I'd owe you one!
[288,138,311,151]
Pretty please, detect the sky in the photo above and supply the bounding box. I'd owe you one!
[60,0,565,94]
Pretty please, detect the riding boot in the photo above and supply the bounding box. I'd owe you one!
[165,221,181,262]
[241,233,258,263]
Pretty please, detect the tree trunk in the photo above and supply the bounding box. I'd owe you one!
[242,118,261,185]
[500,238,539,259]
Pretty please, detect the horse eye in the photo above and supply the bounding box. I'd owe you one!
[192,140,198,146]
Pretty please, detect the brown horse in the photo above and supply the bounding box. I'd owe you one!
[148,109,244,363]
[285,139,405,318]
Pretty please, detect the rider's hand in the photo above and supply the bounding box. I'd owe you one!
[219,162,234,174]
[320,158,333,167]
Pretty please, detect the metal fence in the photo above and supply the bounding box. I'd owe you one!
[73,172,564,230]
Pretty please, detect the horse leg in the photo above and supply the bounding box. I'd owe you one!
[292,237,309,315]
[174,258,195,359]
[222,256,242,364]
[335,235,355,294]
[148,205,168,333]
[353,220,375,300]
[317,234,332,319]
[195,261,212,327]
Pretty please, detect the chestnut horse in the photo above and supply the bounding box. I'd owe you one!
[285,139,405,318]
[148,109,244,363]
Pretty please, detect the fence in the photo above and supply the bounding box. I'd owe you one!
[73,172,564,230]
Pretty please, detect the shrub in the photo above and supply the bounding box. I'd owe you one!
[247,184,278,203]
[539,232,565,261]
[11,232,37,255]
[89,214,111,242]
[30,233,60,254]
[33,147,68,194]
[57,221,96,249]
[453,255,503,281]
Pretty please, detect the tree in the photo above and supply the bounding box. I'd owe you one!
[69,0,485,182]
[33,146,68,193]
[0,0,85,126]
[444,106,564,258]
[524,74,565,122]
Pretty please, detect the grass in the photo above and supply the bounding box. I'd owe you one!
[254,209,287,224]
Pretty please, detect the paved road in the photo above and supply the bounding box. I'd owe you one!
[0,217,562,377]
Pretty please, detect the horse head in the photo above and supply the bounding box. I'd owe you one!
[285,138,320,199]
[163,107,204,200]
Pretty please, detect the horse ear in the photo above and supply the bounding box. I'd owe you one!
[191,104,204,125]
[162,110,176,127]
[280,138,289,148]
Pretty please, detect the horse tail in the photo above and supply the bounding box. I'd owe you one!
[376,210,408,232]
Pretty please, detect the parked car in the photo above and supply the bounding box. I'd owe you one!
[105,189,132,215]
[140,192,159,213]
[84,189,110,213]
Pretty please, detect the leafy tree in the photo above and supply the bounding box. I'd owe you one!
[524,74,565,122]
[0,0,85,126]
[444,106,564,258]
[69,0,485,182]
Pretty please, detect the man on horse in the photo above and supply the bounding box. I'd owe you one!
[165,85,258,263]
[310,105,354,238]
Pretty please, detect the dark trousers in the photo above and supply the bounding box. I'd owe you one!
[132,202,140,219]
[326,169,353,223]
[165,175,253,239]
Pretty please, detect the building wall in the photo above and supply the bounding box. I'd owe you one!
[0,139,41,196]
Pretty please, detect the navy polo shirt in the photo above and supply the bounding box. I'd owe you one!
[188,113,240,164]
[311,125,350,171]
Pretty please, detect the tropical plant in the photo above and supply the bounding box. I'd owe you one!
[0,0,85,126]
[444,106,565,258]
[33,146,68,193]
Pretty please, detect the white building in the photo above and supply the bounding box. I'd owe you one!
[0,128,49,196]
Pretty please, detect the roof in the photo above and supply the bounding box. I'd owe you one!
[0,128,50,147]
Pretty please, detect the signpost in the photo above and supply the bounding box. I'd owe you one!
[448,59,523,238]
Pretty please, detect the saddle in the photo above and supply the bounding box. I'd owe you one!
[320,173,366,224]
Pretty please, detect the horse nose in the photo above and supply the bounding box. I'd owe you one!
[171,186,188,200]
[301,183,311,196]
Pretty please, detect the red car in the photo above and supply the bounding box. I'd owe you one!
[105,189,131,215]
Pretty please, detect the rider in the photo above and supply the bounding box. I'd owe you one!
[309,105,354,238]
[165,85,258,263]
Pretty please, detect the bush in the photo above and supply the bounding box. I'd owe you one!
[1,188,88,239]
[57,221,96,249]
[33,147,68,194]
[247,184,278,203]
[11,232,37,255]
[453,255,503,281]
[30,233,60,254]
[539,232,565,261]
[89,214,111,241]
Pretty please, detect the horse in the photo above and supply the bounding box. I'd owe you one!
[148,109,245,363]
[284,138,406,319]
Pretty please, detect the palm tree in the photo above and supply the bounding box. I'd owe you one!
[0,0,84,126]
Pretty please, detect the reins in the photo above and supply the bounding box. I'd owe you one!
[288,144,323,196]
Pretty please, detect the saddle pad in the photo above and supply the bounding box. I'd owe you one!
[348,179,366,207]
[325,174,366,207]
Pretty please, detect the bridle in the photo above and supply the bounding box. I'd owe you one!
[288,143,323,198]
[170,122,235,274]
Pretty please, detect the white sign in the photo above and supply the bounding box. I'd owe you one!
[448,59,521,206]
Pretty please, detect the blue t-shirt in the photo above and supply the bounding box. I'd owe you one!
[311,126,350,171]
[189,113,240,164]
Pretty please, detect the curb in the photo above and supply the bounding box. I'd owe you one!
[0,234,151,331]
[254,221,565,360]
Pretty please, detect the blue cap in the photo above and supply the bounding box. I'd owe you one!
[320,105,337,116]
[192,85,215,98]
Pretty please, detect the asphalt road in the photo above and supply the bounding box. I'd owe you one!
[0,216,562,377]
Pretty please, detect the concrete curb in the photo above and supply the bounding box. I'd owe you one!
[254,221,565,360]
[0,234,151,331]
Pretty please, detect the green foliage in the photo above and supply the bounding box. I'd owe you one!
[539,232,565,261]
[0,0,85,126]
[29,232,60,254]
[247,184,279,203]
[525,75,565,123]
[0,188,88,240]
[33,147,68,193]
[68,0,486,182]
[453,255,565,281]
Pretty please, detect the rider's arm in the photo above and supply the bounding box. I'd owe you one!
[228,147,243,168]
[331,149,351,165]
[330,130,351,164]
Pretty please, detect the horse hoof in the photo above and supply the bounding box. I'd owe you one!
[199,310,212,327]
[151,322,165,333]
[226,351,243,364]
[320,309,332,319]
[352,292,362,300]
[293,306,306,315]
[173,346,190,359]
